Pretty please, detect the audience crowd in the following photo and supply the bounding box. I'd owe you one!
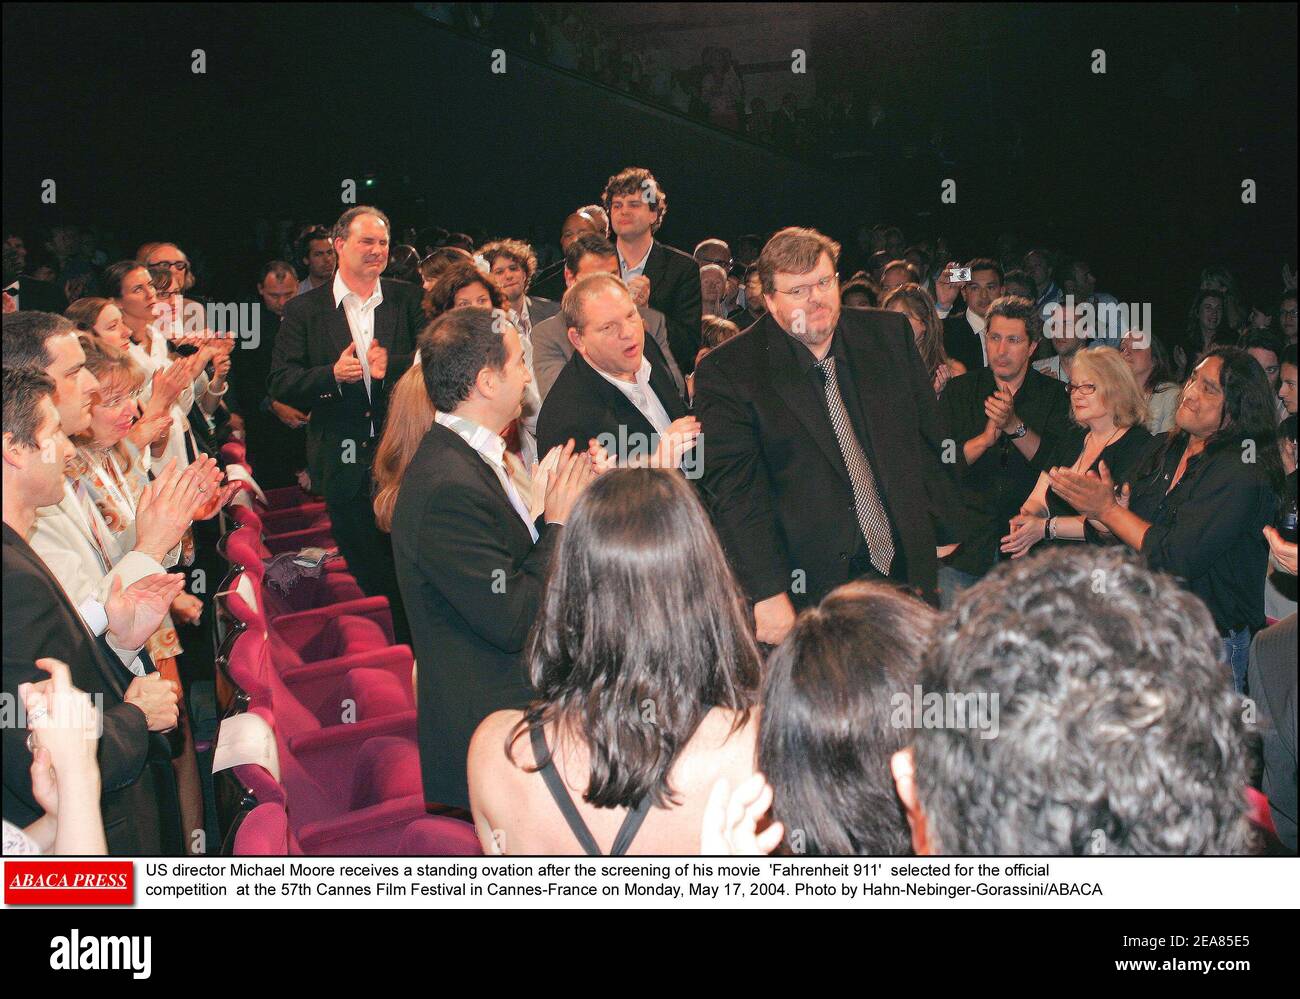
[3,162,1296,858]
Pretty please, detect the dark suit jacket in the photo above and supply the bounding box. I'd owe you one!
[229,306,307,487]
[536,336,688,459]
[2,523,178,854]
[267,279,422,501]
[943,311,985,372]
[391,423,561,809]
[694,308,965,606]
[641,240,703,376]
[1249,614,1297,851]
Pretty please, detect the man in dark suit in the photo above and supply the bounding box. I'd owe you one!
[537,273,696,472]
[937,296,1073,606]
[1249,613,1296,851]
[603,166,702,375]
[229,261,308,489]
[532,234,684,403]
[3,368,185,854]
[940,257,1004,373]
[269,207,421,639]
[392,307,593,810]
[694,227,965,646]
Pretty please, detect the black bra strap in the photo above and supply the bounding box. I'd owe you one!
[529,724,650,856]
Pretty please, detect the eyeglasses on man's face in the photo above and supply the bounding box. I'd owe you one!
[151,260,189,272]
[773,274,838,301]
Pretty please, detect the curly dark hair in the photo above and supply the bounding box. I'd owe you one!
[914,546,1259,855]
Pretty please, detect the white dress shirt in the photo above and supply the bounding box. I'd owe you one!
[595,355,673,436]
[434,411,538,542]
[968,308,989,366]
[333,270,383,400]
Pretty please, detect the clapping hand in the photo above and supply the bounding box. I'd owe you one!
[700,773,784,856]
[105,573,186,650]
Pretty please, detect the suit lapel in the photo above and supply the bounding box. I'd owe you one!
[642,241,667,289]
[430,424,535,550]
[373,283,397,353]
[576,353,657,440]
[3,525,131,697]
[762,322,851,487]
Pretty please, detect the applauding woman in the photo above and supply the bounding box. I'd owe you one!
[1002,347,1155,558]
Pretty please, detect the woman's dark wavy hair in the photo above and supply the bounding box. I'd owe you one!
[508,468,760,809]
[1140,346,1286,499]
[759,580,939,856]
[422,260,505,320]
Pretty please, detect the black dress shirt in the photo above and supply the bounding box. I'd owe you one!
[1126,435,1278,635]
[939,366,1074,576]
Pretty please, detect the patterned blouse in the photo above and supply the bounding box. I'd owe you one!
[69,445,183,661]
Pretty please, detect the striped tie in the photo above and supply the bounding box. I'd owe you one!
[816,356,894,576]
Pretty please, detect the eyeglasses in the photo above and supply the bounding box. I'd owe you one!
[151,260,189,272]
[773,274,838,301]
[1066,382,1098,396]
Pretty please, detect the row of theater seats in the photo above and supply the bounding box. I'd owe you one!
[211,442,481,856]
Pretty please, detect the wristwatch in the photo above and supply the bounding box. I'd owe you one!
[1009,422,1027,439]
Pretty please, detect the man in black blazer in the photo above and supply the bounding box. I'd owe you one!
[941,257,1004,373]
[694,227,965,646]
[3,368,184,853]
[229,261,308,489]
[392,307,593,810]
[537,274,696,473]
[269,207,421,637]
[603,166,703,375]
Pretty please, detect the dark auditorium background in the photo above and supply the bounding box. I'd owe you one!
[3,2,1296,336]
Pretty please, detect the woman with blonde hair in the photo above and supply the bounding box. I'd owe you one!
[1001,346,1155,557]
[880,282,965,395]
[67,335,207,843]
[373,365,437,533]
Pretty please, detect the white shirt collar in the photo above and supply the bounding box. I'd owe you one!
[968,308,987,335]
[435,411,506,466]
[332,270,383,310]
[594,354,652,395]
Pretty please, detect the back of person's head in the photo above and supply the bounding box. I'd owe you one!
[418,306,507,413]
[373,365,436,532]
[760,581,939,856]
[911,547,1258,855]
[2,310,76,372]
[701,315,741,351]
[418,246,473,287]
[514,468,760,809]
[2,366,55,447]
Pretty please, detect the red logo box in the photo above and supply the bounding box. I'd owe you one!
[4,862,133,905]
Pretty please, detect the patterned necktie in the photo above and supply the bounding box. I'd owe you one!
[815,356,894,575]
